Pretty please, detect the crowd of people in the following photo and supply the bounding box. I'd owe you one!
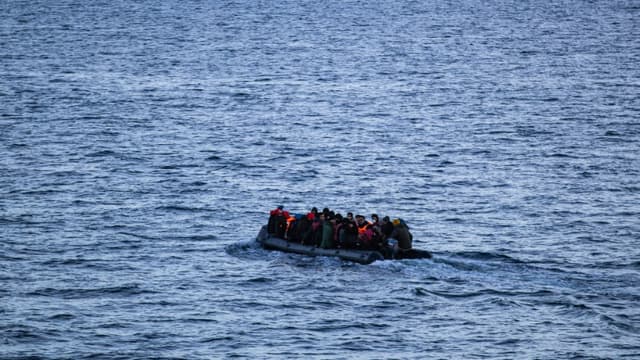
[267,206,413,258]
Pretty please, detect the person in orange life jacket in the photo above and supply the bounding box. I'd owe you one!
[286,213,303,243]
[355,214,371,230]
[283,211,297,239]
[355,214,374,249]
[268,205,285,236]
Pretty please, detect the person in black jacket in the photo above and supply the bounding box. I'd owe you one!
[339,215,358,249]
[380,216,394,241]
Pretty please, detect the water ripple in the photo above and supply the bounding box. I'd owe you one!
[2,0,639,358]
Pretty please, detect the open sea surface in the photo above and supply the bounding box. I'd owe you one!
[2,0,639,358]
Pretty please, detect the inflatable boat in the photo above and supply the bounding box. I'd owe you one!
[256,226,431,264]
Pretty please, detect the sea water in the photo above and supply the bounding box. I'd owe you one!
[2,0,639,358]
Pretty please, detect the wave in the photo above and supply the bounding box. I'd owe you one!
[600,314,640,335]
[173,234,218,241]
[158,164,200,170]
[586,260,640,270]
[40,258,94,266]
[1,324,57,342]
[85,150,118,158]
[201,335,234,343]
[305,321,390,333]
[154,205,215,212]
[419,287,555,300]
[48,313,75,320]
[27,284,156,299]
[447,251,526,264]
[117,231,160,240]
[243,276,274,284]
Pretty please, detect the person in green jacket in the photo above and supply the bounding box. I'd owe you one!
[320,214,335,249]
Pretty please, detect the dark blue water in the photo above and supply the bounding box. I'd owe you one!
[2,0,639,358]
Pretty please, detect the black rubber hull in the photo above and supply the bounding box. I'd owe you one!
[256,226,431,264]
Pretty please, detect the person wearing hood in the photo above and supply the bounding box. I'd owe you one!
[391,218,413,258]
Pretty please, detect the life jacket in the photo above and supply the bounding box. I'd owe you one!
[357,221,372,234]
[285,214,296,239]
[268,208,285,234]
[269,208,287,238]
